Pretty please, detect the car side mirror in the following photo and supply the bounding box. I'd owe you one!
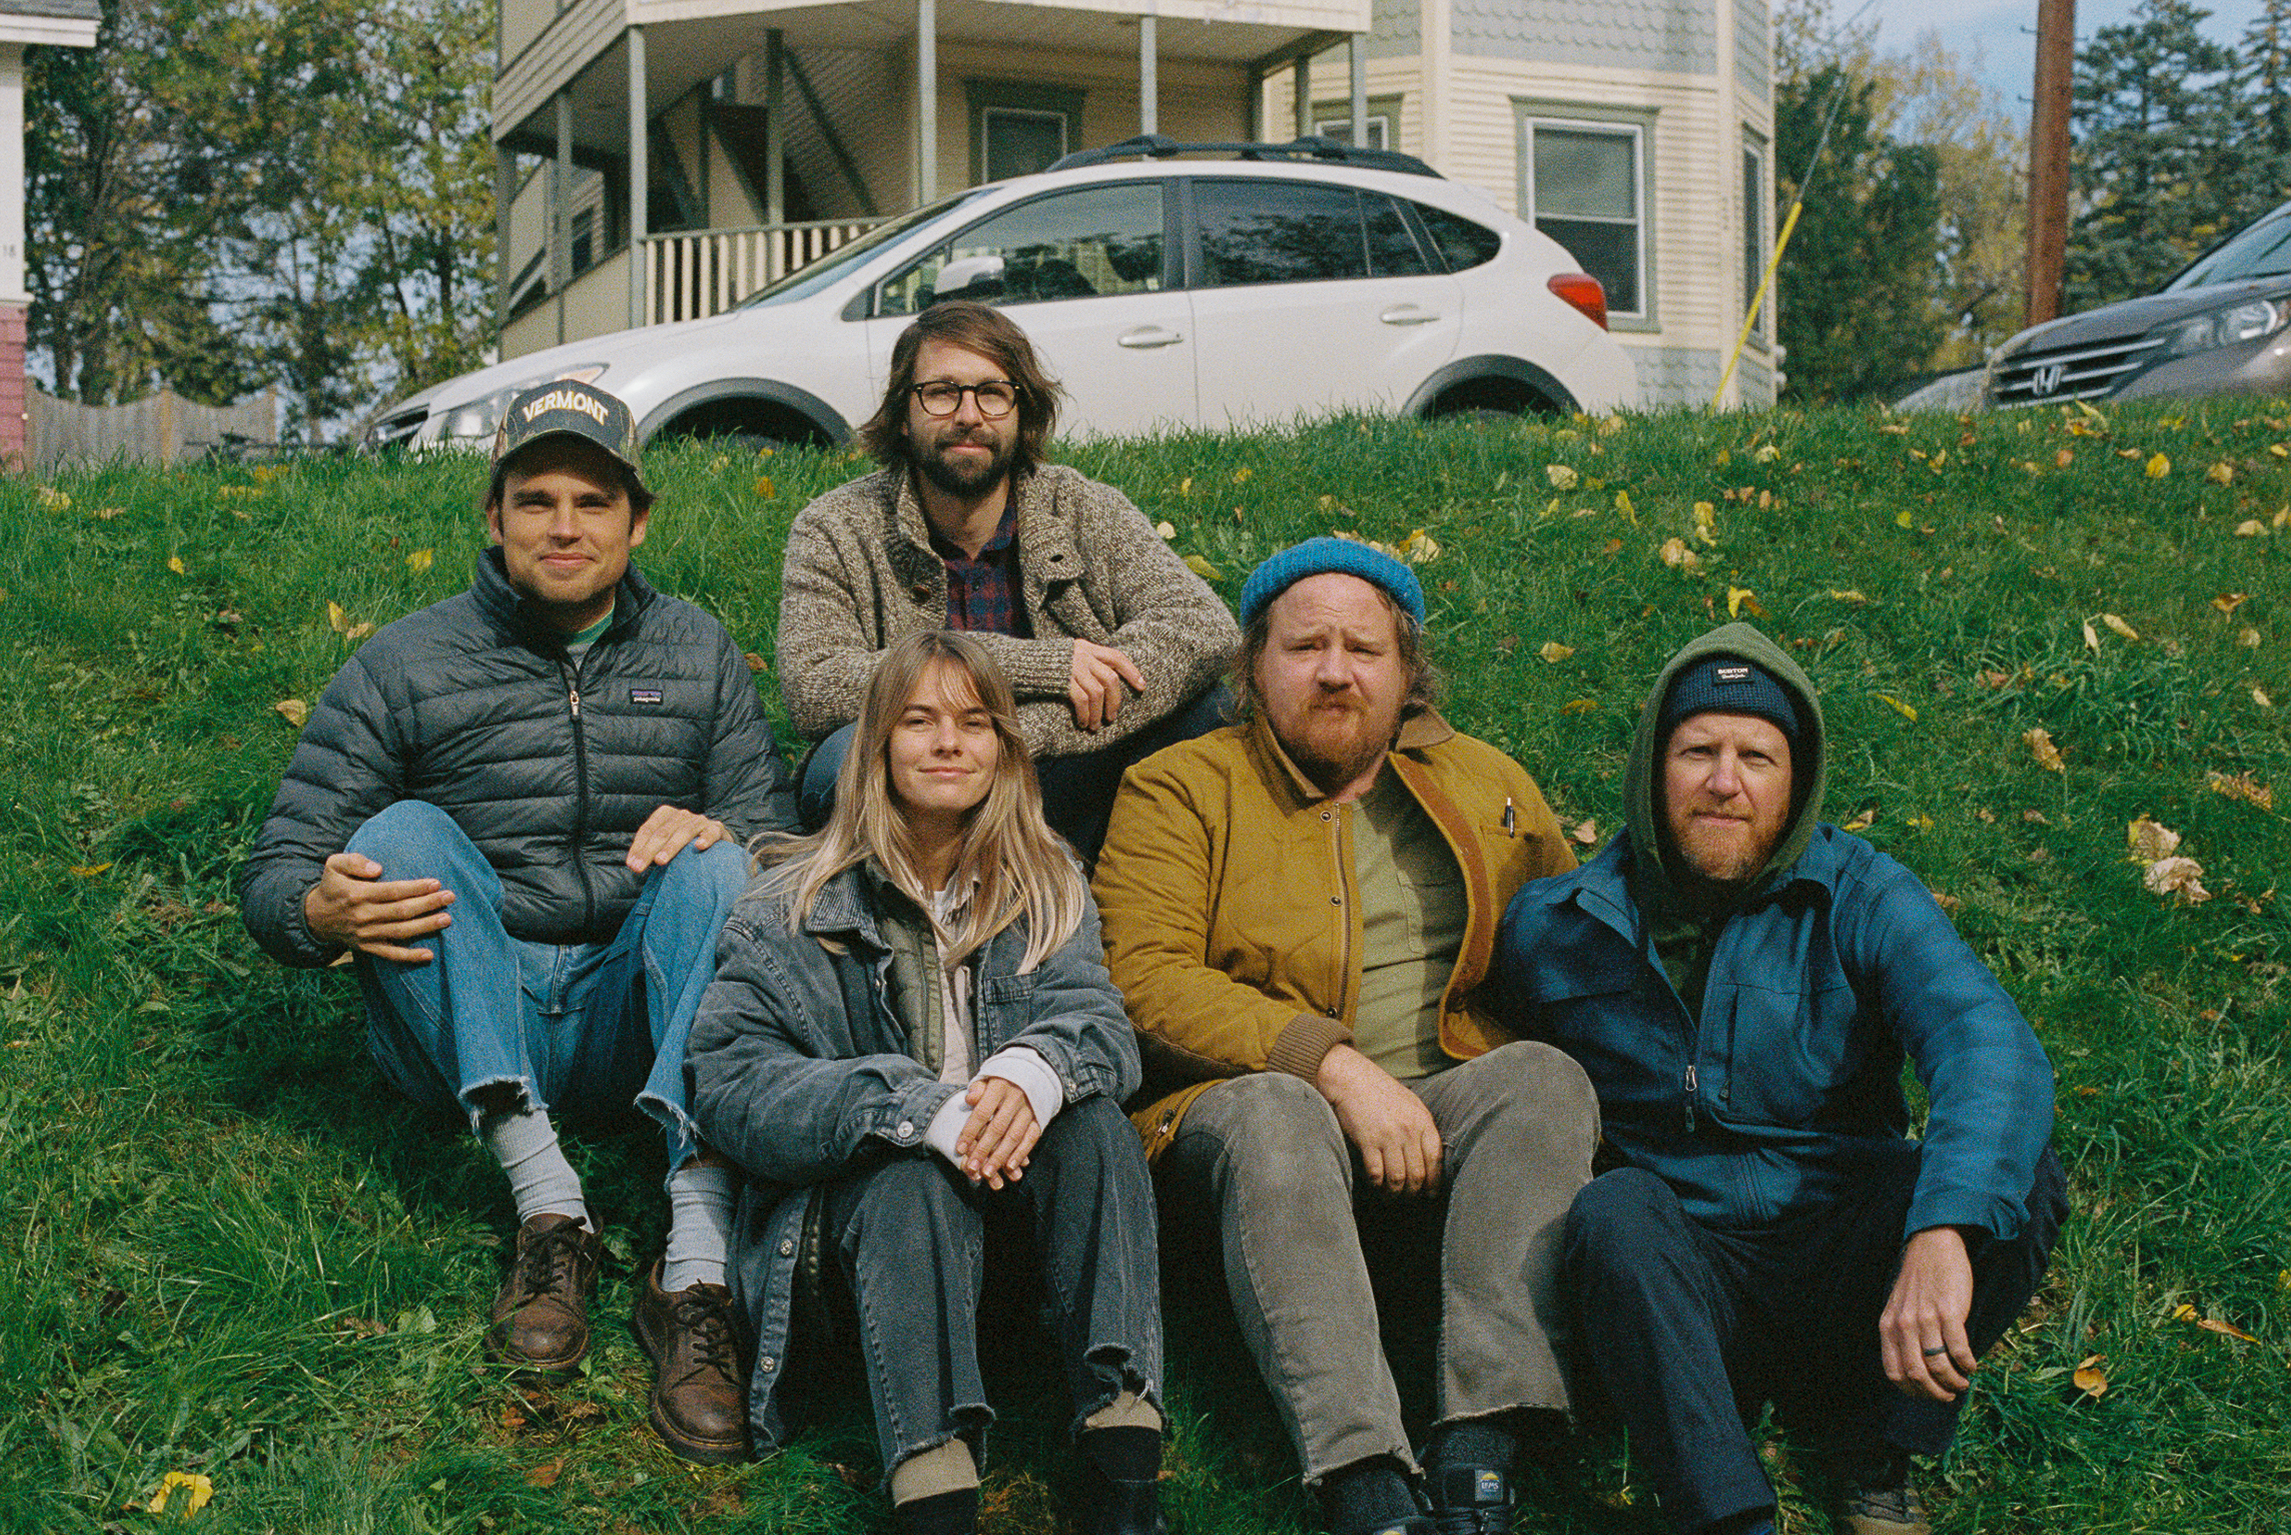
[931,254,1006,302]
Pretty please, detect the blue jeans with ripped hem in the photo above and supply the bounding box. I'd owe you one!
[349,798,749,1171]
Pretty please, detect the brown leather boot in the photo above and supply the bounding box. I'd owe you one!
[633,1260,750,1464]
[486,1213,601,1376]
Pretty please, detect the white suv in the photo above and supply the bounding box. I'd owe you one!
[370,136,1638,450]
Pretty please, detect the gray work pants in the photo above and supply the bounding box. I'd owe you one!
[1162,1041,1600,1481]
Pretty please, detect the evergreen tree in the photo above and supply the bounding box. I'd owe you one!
[2064,0,2238,310]
[2234,0,2291,217]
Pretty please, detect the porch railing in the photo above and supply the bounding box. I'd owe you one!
[640,219,887,325]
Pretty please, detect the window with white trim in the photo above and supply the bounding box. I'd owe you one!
[1743,138,1768,339]
[1312,113,1391,150]
[1522,118,1646,320]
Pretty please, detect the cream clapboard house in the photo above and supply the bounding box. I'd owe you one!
[494,0,1777,407]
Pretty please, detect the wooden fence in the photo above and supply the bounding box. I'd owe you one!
[28,386,279,472]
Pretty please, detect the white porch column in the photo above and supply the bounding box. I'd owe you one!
[1349,34,1367,147]
[1293,50,1311,138]
[917,0,938,202]
[1139,7,1158,134]
[554,91,573,345]
[628,25,648,329]
[765,29,786,226]
[0,44,23,307]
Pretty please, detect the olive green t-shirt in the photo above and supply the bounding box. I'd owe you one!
[1348,770,1468,1081]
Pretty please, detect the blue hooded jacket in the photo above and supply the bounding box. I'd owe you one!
[1494,623,2055,1240]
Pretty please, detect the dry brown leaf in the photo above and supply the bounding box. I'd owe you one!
[2127,815,2181,861]
[1658,537,1704,573]
[2238,626,2263,649]
[2025,727,2065,772]
[1569,818,1599,847]
[344,622,375,641]
[275,699,311,728]
[2024,809,2051,824]
[2082,619,2101,653]
[2101,613,2139,640]
[525,1458,565,1488]
[2206,461,2235,485]
[2073,1356,2109,1398]
[2054,448,2073,468]
[2144,856,2212,904]
[743,651,768,673]
[1976,669,2011,690]
[1842,808,1877,832]
[1539,641,1575,664]
[2206,771,2275,810]
[2213,592,2248,616]
[2236,519,2269,536]
[2199,1316,2258,1343]
[1931,890,1962,911]
[1561,698,1598,715]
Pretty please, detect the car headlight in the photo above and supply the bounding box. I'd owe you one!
[2154,298,2287,359]
[434,364,611,442]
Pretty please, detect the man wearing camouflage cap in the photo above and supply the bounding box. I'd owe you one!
[241,381,796,1463]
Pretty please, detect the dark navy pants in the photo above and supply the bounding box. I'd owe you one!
[1562,1148,2068,1534]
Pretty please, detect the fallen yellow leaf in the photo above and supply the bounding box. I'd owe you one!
[327,600,348,634]
[167,555,187,576]
[2146,452,2171,478]
[2082,619,2101,653]
[1177,477,1193,496]
[1829,589,1870,605]
[1727,586,1754,619]
[37,485,70,511]
[344,622,375,641]
[2144,855,2211,904]
[1561,698,1599,715]
[148,1471,214,1515]
[2206,771,2274,811]
[1183,554,1224,582]
[406,547,434,573]
[1153,520,1176,540]
[1546,463,1579,490]
[2238,626,2263,649]
[1399,529,1441,564]
[1754,443,1781,463]
[1876,693,1918,721]
[1614,489,1637,524]
[2198,1315,2258,1343]
[94,505,125,520]
[2025,727,2065,772]
[2213,592,2248,616]
[1232,466,1253,483]
[2258,687,2276,708]
[2073,1356,2108,1399]
[2055,448,2073,468]
[2236,519,2270,536]
[2207,461,2235,485]
[275,699,311,728]
[2127,815,2181,861]
[1658,537,1703,573]
[755,476,776,499]
[1842,808,1877,832]
[1895,510,1914,528]
[1692,502,1718,544]
[1907,812,1934,833]
[2100,613,2139,640]
[69,862,112,878]
[1569,818,1599,847]
[1539,641,1575,664]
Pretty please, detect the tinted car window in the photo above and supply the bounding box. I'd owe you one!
[1196,180,1371,287]
[1365,194,1431,277]
[1413,204,1502,272]
[878,182,1166,316]
[2168,206,2291,291]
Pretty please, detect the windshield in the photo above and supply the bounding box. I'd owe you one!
[2166,203,2291,291]
[735,191,990,309]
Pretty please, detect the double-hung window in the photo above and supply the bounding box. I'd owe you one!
[1519,114,1648,323]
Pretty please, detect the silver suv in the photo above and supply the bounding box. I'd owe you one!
[1985,201,2291,407]
[370,136,1636,451]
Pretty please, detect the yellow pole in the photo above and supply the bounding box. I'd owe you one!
[1714,199,1803,408]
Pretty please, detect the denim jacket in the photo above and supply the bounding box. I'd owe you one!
[685,861,1140,1448]
[1495,825,2056,1244]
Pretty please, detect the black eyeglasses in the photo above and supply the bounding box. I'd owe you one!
[913,379,1021,418]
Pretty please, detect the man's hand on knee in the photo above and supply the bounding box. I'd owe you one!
[626,805,731,872]
[1068,639,1144,732]
[1315,1044,1443,1196]
[1880,1225,1977,1401]
[304,851,455,964]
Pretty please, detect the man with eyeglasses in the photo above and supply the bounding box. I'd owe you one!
[779,300,1238,859]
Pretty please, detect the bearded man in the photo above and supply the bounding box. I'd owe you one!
[1495,623,2068,1535]
[1092,538,1597,1535]
[775,300,1236,859]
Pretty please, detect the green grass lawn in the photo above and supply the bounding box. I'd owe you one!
[2,399,2287,1533]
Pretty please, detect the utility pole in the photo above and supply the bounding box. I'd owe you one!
[2025,0,2075,325]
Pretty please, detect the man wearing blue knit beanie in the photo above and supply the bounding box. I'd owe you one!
[1094,536,1598,1535]
[1495,624,2067,1535]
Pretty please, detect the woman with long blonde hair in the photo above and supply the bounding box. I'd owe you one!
[687,632,1166,1535]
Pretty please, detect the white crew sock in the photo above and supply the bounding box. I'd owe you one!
[479,1105,591,1231]
[660,1160,736,1292]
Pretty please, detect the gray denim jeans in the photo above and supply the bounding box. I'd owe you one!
[1163,1041,1600,1481]
[820,1094,1164,1483]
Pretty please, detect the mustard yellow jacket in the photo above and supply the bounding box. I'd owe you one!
[1092,708,1575,1162]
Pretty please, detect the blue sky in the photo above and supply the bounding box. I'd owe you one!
[1855,0,2260,121]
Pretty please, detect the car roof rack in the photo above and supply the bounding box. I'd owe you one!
[1047,133,1442,179]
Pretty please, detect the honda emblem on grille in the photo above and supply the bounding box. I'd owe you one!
[2031,362,2065,397]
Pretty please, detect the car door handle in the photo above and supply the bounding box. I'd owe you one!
[1380,305,1442,325]
[1117,325,1186,349]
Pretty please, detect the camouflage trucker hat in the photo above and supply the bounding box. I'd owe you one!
[490,379,646,494]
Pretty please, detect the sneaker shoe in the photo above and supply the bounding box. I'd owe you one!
[1427,1464,1511,1535]
[632,1260,749,1464]
[1836,1480,1929,1535]
[487,1212,601,1376]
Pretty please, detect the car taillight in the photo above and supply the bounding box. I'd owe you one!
[1548,272,1608,331]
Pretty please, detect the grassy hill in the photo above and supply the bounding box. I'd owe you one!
[1,399,2286,1533]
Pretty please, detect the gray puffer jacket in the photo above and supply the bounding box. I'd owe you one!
[239,549,795,965]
